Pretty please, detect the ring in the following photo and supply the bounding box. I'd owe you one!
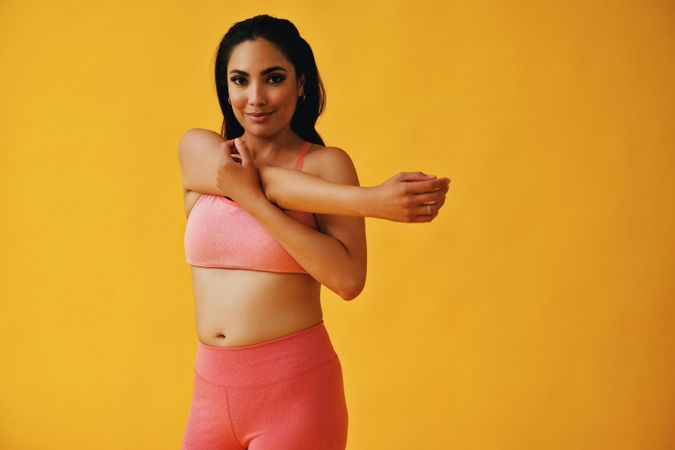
[425,204,432,215]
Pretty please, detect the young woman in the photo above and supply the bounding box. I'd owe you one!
[179,15,450,450]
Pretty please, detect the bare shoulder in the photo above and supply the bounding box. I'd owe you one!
[303,144,360,187]
[177,128,227,197]
[178,128,223,153]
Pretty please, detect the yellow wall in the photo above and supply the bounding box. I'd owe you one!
[1,1,673,449]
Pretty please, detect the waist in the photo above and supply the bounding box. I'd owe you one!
[194,320,338,387]
[190,266,322,346]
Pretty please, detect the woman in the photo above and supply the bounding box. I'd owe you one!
[179,15,450,450]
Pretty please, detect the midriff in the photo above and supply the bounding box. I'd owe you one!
[190,265,323,348]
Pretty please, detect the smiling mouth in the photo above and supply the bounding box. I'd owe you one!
[247,112,273,117]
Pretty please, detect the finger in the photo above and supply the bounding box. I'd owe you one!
[221,141,243,166]
[220,141,236,163]
[406,178,445,194]
[412,211,437,222]
[221,139,241,161]
[415,197,447,213]
[438,186,450,200]
[415,203,439,216]
[234,137,252,164]
[399,171,437,182]
[227,139,242,163]
[427,196,446,211]
[425,177,451,193]
[413,188,447,204]
[431,177,451,190]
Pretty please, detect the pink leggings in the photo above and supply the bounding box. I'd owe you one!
[181,320,348,450]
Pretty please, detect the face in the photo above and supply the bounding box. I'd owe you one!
[227,38,304,137]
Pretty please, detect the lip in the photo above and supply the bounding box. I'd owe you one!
[247,111,273,123]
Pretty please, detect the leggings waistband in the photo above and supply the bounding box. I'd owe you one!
[194,320,338,387]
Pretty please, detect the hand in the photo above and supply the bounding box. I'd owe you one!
[370,172,451,222]
[216,137,266,209]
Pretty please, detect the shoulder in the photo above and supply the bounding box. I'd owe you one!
[177,128,227,195]
[304,145,360,186]
[178,128,222,153]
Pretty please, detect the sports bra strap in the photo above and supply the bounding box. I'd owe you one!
[293,141,312,171]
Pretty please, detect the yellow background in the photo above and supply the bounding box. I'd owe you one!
[1,1,674,449]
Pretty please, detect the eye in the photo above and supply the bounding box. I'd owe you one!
[229,75,286,85]
[269,74,285,84]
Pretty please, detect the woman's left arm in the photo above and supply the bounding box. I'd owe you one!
[234,145,366,301]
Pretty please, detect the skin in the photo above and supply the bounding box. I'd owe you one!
[180,129,451,221]
[180,38,450,347]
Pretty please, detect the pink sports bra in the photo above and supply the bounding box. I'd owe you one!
[184,140,319,274]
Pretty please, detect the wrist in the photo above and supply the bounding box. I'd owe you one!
[351,185,374,218]
[240,191,271,215]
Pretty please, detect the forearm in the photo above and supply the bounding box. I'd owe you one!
[244,194,361,300]
[259,165,373,217]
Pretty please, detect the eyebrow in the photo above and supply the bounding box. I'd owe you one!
[229,66,287,76]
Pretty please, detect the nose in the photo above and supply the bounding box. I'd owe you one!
[248,81,267,107]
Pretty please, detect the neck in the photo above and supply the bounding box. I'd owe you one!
[240,129,304,162]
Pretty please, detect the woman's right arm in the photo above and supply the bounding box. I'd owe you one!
[178,128,450,222]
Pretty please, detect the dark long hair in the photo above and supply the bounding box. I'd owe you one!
[213,14,326,145]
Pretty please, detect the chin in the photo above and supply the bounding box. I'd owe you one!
[243,127,277,138]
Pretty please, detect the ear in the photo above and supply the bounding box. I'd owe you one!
[297,74,305,96]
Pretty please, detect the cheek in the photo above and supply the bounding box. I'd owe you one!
[230,93,247,108]
[277,93,300,115]
[271,88,297,104]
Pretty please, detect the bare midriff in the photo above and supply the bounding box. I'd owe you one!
[182,139,324,349]
[190,265,323,348]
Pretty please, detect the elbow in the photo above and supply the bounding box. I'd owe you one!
[257,165,278,204]
[339,289,358,302]
[339,273,366,301]
[264,186,276,203]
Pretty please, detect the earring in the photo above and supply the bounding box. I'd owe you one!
[299,93,306,102]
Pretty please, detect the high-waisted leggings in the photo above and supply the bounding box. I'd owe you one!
[181,320,348,450]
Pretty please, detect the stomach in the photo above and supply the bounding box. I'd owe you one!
[190,265,323,348]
